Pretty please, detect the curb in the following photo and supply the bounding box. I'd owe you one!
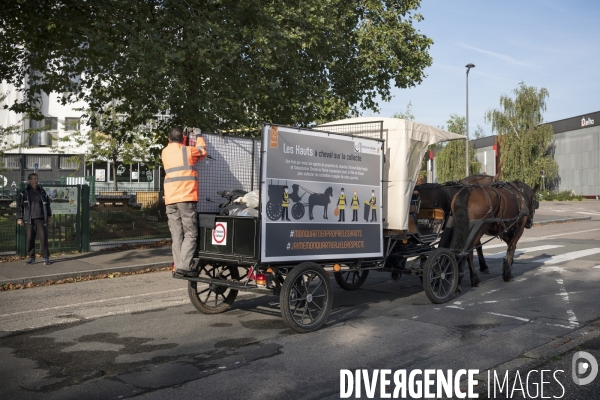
[89,238,171,252]
[461,319,600,394]
[0,261,172,287]
[533,216,591,226]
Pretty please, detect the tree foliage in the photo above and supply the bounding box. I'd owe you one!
[473,124,486,139]
[0,0,433,141]
[484,82,558,188]
[53,106,161,190]
[392,101,415,120]
[435,113,480,182]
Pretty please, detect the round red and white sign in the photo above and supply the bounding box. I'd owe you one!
[212,222,227,245]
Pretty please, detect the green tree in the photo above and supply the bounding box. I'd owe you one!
[473,124,486,139]
[484,82,558,187]
[54,106,161,190]
[1,0,434,141]
[435,113,480,182]
[392,101,415,120]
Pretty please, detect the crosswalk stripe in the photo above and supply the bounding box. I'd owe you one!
[481,228,600,251]
[483,243,507,250]
[485,245,564,259]
[535,248,600,264]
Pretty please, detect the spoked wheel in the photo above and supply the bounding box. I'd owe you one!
[188,264,240,314]
[280,262,333,333]
[291,202,305,220]
[334,269,369,290]
[266,201,282,221]
[422,248,458,304]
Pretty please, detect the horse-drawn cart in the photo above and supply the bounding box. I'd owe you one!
[173,119,470,333]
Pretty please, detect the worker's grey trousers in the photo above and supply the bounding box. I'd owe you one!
[166,202,198,271]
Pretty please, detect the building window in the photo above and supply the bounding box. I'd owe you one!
[110,162,131,183]
[59,156,80,170]
[92,161,108,182]
[1,156,21,170]
[26,156,52,170]
[64,117,80,131]
[44,117,58,131]
[29,117,58,131]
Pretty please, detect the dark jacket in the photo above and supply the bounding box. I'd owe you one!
[17,185,52,223]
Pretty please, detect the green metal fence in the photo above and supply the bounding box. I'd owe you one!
[16,184,89,256]
[2,184,168,256]
[0,189,18,255]
[89,187,169,244]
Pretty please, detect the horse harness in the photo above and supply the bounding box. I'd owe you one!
[476,182,531,235]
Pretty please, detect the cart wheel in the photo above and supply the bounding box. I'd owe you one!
[291,203,305,220]
[280,262,333,333]
[266,201,282,221]
[334,269,369,290]
[188,264,240,314]
[422,248,458,304]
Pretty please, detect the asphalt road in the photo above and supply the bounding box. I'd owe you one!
[2,216,600,399]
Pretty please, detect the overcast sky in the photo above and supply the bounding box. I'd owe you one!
[366,0,600,136]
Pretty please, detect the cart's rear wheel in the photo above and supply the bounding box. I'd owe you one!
[334,269,369,290]
[422,248,458,304]
[188,264,240,314]
[291,202,305,220]
[280,262,332,333]
[266,200,282,221]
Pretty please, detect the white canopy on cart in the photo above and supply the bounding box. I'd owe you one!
[319,117,465,231]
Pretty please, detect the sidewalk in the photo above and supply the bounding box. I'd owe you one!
[0,245,173,287]
[0,212,591,288]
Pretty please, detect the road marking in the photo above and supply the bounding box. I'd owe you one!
[535,248,600,264]
[481,289,499,296]
[446,305,464,310]
[555,278,579,328]
[482,228,600,250]
[593,265,600,269]
[485,245,564,259]
[577,211,600,216]
[0,288,187,318]
[483,243,507,250]
[488,312,529,322]
[546,323,574,329]
[535,228,600,239]
[535,266,566,275]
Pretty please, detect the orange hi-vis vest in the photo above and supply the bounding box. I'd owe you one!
[162,139,207,205]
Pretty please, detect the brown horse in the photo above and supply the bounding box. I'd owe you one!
[450,181,539,285]
[416,174,497,287]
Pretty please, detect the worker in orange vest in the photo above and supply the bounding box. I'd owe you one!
[162,127,207,277]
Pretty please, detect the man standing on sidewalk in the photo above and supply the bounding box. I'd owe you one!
[16,173,52,265]
[162,127,207,277]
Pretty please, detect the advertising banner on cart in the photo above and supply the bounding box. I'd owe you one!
[261,125,383,262]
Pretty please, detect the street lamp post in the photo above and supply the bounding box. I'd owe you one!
[465,63,475,177]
